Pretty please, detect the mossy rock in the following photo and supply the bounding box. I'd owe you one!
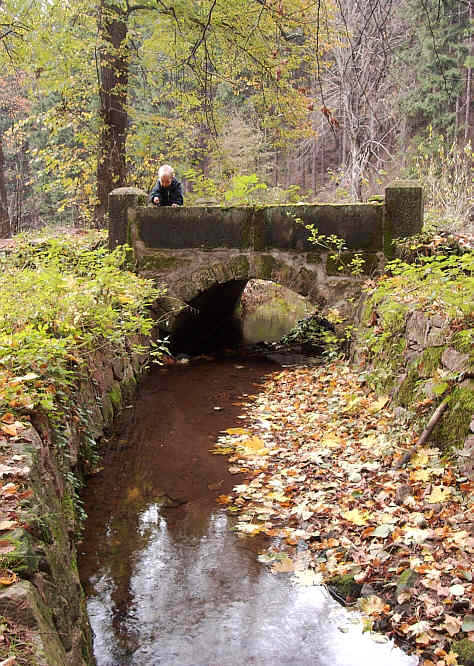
[254,254,278,279]
[100,393,114,424]
[434,380,474,451]
[0,528,40,576]
[397,367,420,407]
[327,573,362,600]
[452,328,474,357]
[452,639,474,666]
[108,381,123,412]
[121,373,137,404]
[417,346,444,378]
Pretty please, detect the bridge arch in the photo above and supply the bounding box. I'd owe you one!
[149,250,365,340]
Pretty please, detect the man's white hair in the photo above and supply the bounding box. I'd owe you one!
[158,164,175,180]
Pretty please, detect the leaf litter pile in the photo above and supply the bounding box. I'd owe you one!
[212,361,473,665]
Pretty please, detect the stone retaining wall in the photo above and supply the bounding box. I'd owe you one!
[0,335,152,665]
[354,303,473,475]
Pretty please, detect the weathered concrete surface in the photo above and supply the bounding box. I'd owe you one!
[134,202,385,252]
[108,186,147,250]
[109,183,424,255]
[385,180,424,241]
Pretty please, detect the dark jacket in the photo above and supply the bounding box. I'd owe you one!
[149,177,183,206]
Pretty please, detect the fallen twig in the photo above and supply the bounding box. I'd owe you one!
[393,395,450,469]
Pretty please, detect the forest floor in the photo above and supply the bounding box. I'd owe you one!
[213,360,473,666]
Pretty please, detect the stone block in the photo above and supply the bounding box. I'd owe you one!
[385,180,424,239]
[108,187,147,250]
[406,311,428,348]
[442,347,470,374]
[0,581,68,664]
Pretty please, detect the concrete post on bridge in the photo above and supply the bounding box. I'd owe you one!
[108,186,148,250]
[384,180,424,253]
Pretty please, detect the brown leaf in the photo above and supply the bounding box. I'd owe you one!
[442,614,462,636]
[0,520,18,532]
[0,413,15,424]
[1,483,18,497]
[216,494,232,505]
[0,424,17,437]
[0,541,15,555]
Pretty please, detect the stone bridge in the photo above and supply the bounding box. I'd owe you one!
[108,183,423,341]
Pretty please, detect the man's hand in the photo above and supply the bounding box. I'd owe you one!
[171,203,179,208]
[153,196,160,204]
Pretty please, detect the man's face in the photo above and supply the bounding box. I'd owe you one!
[161,174,173,187]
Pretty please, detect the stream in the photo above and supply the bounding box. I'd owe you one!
[79,358,417,666]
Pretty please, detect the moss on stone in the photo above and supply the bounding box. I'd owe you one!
[255,254,277,279]
[108,381,123,412]
[0,529,39,575]
[306,252,322,264]
[417,346,444,378]
[121,374,137,404]
[229,255,250,279]
[100,393,114,424]
[397,367,420,407]
[452,639,474,666]
[139,254,191,271]
[435,380,474,451]
[452,328,474,356]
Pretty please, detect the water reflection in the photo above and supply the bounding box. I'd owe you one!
[80,361,417,666]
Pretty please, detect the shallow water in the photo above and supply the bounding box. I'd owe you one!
[79,359,417,666]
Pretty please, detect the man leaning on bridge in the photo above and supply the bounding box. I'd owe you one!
[150,164,184,207]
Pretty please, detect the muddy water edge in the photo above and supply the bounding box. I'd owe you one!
[79,358,417,666]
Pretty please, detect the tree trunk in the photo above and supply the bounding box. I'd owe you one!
[95,1,129,227]
[465,0,473,143]
[0,136,10,238]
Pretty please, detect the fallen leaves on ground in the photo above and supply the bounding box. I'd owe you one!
[213,360,473,663]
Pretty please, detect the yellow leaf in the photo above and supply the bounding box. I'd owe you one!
[272,557,298,573]
[0,569,18,586]
[342,509,371,525]
[411,449,430,467]
[415,632,432,646]
[225,428,248,436]
[368,395,389,413]
[411,469,431,482]
[235,522,265,535]
[239,437,269,455]
[426,486,451,503]
[360,595,388,616]
[321,436,342,449]
[210,447,234,455]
